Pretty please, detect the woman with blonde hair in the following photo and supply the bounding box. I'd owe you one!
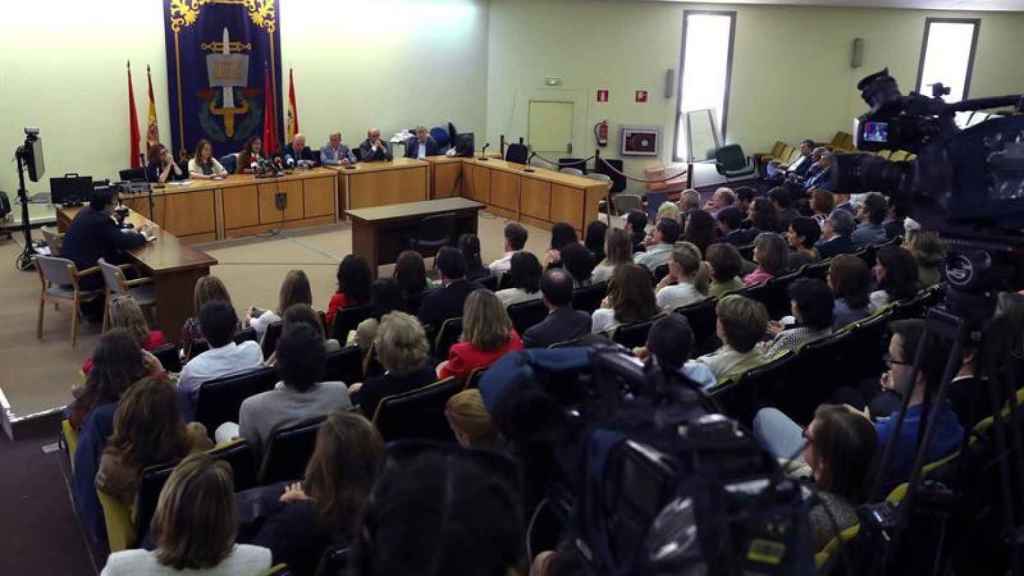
[438,289,523,380]
[101,453,271,575]
[591,263,659,334]
[655,242,709,311]
[247,269,313,340]
[446,389,498,449]
[83,295,166,374]
[591,227,633,284]
[181,275,234,357]
[904,228,946,288]
[188,139,228,179]
[349,311,437,418]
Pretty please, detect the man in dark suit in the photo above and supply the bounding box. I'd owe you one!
[417,246,480,329]
[404,126,442,159]
[523,269,592,348]
[282,133,317,167]
[814,209,858,259]
[716,207,758,246]
[358,128,393,162]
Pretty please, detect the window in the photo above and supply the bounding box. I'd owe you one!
[674,11,736,162]
[916,19,979,103]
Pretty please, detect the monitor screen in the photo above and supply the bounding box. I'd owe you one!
[50,175,93,205]
[455,133,475,157]
[862,121,888,144]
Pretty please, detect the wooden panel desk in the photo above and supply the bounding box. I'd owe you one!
[347,198,485,278]
[423,156,464,199]
[120,168,337,242]
[329,158,430,211]
[57,207,218,343]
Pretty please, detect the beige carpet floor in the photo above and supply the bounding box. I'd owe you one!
[0,210,559,419]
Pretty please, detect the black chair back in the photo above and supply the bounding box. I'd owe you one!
[135,461,177,544]
[496,272,512,291]
[466,367,487,389]
[316,547,350,576]
[261,321,284,360]
[479,274,499,292]
[572,281,608,314]
[151,343,182,373]
[373,378,463,442]
[711,353,795,427]
[611,314,663,349]
[675,299,719,357]
[595,158,626,194]
[325,346,364,384]
[505,143,529,164]
[331,304,376,343]
[737,243,755,262]
[558,157,587,174]
[653,264,670,285]
[803,260,830,281]
[211,439,259,491]
[408,212,457,255]
[234,326,258,344]
[433,317,463,360]
[118,167,146,182]
[219,154,237,174]
[715,144,755,178]
[259,416,326,484]
[187,339,211,360]
[507,299,549,335]
[194,367,279,433]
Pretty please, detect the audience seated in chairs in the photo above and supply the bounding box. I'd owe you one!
[696,295,769,385]
[703,186,736,216]
[852,192,889,248]
[747,197,783,234]
[177,301,263,420]
[785,216,821,272]
[97,377,212,507]
[523,269,592,348]
[759,278,834,359]
[633,313,716,389]
[734,186,756,216]
[635,218,680,272]
[446,389,499,450]
[678,188,700,217]
[327,255,372,329]
[584,220,608,263]
[418,246,480,329]
[560,241,597,288]
[591,263,659,334]
[655,242,709,311]
[828,255,872,329]
[489,222,529,275]
[904,226,947,288]
[544,222,579,268]
[438,289,523,380]
[624,209,648,254]
[216,324,352,459]
[716,206,757,246]
[682,209,717,257]
[753,404,877,552]
[769,186,800,233]
[496,251,543,307]
[264,303,341,367]
[350,311,436,419]
[394,250,431,315]
[592,228,633,284]
[243,410,384,576]
[181,275,234,360]
[755,319,964,493]
[247,269,312,341]
[743,232,788,286]
[458,233,491,283]
[350,450,523,576]
[810,188,835,228]
[870,245,920,312]
[82,295,166,375]
[348,278,406,351]
[706,243,747,298]
[815,209,858,259]
[101,453,272,575]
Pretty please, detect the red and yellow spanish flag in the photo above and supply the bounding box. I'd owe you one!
[146,65,160,149]
[127,61,142,168]
[286,68,299,142]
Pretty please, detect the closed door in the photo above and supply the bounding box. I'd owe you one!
[528,100,574,155]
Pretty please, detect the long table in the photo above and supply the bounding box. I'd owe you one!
[327,158,430,211]
[347,197,485,278]
[57,206,217,343]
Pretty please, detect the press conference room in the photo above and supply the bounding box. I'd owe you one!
[1,0,1023,575]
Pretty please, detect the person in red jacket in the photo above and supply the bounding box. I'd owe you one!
[438,289,523,381]
[82,295,165,374]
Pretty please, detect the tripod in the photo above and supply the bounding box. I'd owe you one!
[14,147,36,271]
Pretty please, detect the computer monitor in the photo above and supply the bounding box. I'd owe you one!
[454,133,475,157]
[50,174,93,206]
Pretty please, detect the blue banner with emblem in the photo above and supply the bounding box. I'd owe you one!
[163,0,282,161]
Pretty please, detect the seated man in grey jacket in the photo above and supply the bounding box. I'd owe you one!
[215,323,351,458]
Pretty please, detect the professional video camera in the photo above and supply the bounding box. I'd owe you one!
[833,69,1024,326]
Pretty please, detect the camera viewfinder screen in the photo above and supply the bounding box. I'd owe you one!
[863,122,889,143]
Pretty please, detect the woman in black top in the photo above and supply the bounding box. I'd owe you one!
[350,311,436,419]
[146,143,185,183]
[458,233,490,282]
[393,250,430,315]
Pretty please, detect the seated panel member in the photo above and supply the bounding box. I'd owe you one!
[320,131,356,166]
[404,126,441,159]
[282,132,317,167]
[237,136,264,174]
[62,187,153,293]
[359,128,393,162]
[146,143,185,183]
[187,139,228,179]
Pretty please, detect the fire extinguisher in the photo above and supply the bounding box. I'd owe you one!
[594,120,609,147]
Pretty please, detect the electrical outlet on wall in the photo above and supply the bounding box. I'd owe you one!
[275,192,286,211]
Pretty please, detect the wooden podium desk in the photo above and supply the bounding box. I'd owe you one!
[347,197,484,278]
[328,158,430,211]
[57,206,218,343]
[119,168,338,242]
[423,156,465,199]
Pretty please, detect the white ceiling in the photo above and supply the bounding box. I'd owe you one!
[654,0,1024,11]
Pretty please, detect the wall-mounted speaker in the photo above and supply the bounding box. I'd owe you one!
[664,68,675,99]
[851,38,864,69]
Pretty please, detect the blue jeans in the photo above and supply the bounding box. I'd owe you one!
[753,407,806,462]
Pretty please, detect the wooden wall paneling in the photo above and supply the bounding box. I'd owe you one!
[431,161,462,198]
[303,176,335,218]
[489,169,520,213]
[520,177,551,220]
[549,184,585,231]
[222,184,260,230]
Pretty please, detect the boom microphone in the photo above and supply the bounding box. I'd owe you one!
[479,142,490,161]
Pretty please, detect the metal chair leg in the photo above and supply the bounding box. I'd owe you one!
[72,294,80,348]
[37,294,45,339]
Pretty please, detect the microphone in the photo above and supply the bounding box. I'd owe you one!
[479,142,490,161]
[285,154,296,168]
[524,152,536,172]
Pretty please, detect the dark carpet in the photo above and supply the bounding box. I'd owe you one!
[0,414,97,576]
